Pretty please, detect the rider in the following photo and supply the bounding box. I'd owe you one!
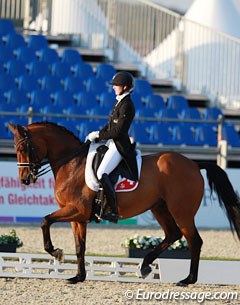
[86,71,138,223]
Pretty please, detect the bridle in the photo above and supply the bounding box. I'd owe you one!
[15,126,89,183]
[15,127,51,182]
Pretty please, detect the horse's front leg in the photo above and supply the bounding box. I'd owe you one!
[41,206,81,261]
[67,221,87,284]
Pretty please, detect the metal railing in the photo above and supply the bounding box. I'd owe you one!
[1,109,238,169]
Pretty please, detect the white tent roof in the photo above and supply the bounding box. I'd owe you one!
[185,0,240,38]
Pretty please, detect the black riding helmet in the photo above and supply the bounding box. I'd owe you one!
[109,71,134,89]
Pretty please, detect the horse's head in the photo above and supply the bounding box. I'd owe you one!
[8,123,47,185]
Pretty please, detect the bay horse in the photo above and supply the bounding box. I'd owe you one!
[8,122,240,285]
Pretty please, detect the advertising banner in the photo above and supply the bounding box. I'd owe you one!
[0,161,239,228]
[0,162,57,223]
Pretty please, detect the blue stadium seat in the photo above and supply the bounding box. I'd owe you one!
[11,116,29,126]
[18,103,31,115]
[73,62,95,81]
[181,107,202,127]
[64,104,86,117]
[0,62,4,73]
[0,100,17,112]
[78,120,101,139]
[27,61,50,78]
[40,75,62,93]
[29,89,52,111]
[172,125,196,146]
[5,88,28,108]
[129,122,151,144]
[0,121,12,139]
[181,107,202,120]
[167,95,189,112]
[57,120,79,136]
[75,91,99,110]
[28,34,48,51]
[17,75,39,92]
[0,91,5,102]
[221,124,240,147]
[134,79,153,96]
[41,104,63,120]
[145,94,165,110]
[89,106,110,119]
[63,76,85,94]
[52,90,75,109]
[99,91,115,109]
[51,62,72,79]
[14,46,37,63]
[86,76,108,97]
[96,63,116,82]
[0,74,16,91]
[0,46,14,62]
[5,59,27,77]
[149,123,173,145]
[61,48,82,65]
[195,125,217,146]
[203,107,223,120]
[130,92,144,109]
[135,108,156,127]
[156,108,179,127]
[203,107,223,128]
[37,48,59,64]
[4,33,26,50]
[0,19,15,37]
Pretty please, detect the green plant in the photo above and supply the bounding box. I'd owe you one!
[121,234,188,250]
[0,229,23,248]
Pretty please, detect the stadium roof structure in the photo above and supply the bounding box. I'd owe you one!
[185,0,240,38]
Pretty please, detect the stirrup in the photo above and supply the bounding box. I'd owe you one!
[102,212,119,224]
[94,213,103,222]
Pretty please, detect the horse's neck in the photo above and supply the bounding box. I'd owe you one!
[33,124,85,169]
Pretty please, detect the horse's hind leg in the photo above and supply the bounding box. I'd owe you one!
[140,201,182,278]
[67,221,87,284]
[177,222,203,286]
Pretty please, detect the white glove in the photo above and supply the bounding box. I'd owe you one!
[86,131,99,142]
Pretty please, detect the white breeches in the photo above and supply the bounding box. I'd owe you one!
[97,140,122,180]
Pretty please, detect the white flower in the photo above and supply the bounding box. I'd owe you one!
[122,235,188,250]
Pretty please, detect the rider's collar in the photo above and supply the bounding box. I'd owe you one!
[116,91,130,102]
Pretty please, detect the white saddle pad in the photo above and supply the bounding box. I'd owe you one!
[85,142,142,192]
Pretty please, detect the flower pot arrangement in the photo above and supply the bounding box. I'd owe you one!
[0,229,23,253]
[122,234,190,259]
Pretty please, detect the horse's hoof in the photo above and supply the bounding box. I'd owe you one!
[140,265,152,279]
[176,276,196,286]
[176,281,188,287]
[66,275,86,284]
[53,248,64,262]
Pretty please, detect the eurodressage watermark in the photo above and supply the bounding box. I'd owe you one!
[124,288,239,303]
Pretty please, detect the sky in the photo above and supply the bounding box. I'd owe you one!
[151,0,194,14]
[152,0,240,15]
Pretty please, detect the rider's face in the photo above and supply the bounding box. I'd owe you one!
[113,85,124,96]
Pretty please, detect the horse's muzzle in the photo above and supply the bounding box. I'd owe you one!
[21,178,30,185]
[21,173,37,185]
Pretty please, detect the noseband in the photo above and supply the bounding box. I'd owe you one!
[15,127,51,181]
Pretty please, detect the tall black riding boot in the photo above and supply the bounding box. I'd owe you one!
[100,173,119,223]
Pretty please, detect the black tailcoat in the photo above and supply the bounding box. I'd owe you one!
[98,94,138,181]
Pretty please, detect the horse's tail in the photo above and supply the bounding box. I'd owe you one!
[198,162,240,240]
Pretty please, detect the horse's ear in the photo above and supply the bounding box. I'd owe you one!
[7,123,16,134]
